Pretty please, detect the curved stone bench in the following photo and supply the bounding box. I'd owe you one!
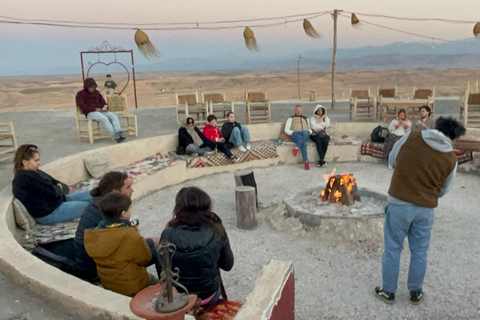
[0,121,477,319]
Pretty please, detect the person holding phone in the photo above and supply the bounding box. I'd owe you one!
[76,78,125,143]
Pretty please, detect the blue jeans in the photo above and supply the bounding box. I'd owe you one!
[228,127,250,146]
[87,111,122,136]
[382,203,434,293]
[292,131,310,162]
[36,190,93,225]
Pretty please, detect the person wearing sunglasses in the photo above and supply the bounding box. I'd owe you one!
[12,144,93,225]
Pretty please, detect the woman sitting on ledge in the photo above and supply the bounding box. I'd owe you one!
[12,144,92,225]
[159,187,234,304]
[178,117,215,156]
[384,109,412,160]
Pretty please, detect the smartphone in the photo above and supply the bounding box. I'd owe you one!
[130,219,139,226]
[102,105,108,110]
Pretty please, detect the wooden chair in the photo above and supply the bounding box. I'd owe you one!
[460,82,480,128]
[0,121,18,162]
[377,86,399,120]
[349,88,377,122]
[75,93,138,144]
[175,92,209,128]
[245,91,271,124]
[460,80,479,120]
[413,86,435,111]
[202,92,234,125]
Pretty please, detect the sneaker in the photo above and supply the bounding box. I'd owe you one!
[292,147,299,156]
[238,145,247,152]
[317,161,327,167]
[115,136,125,143]
[388,164,393,170]
[230,156,239,163]
[374,287,395,304]
[409,290,424,305]
[246,142,251,150]
[116,131,126,139]
[304,161,310,170]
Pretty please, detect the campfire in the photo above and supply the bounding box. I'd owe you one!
[320,168,361,206]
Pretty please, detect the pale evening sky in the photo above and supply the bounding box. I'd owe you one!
[0,0,479,75]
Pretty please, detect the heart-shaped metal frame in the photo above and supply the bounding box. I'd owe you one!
[86,61,130,94]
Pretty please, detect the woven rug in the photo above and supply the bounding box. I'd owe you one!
[204,300,243,320]
[22,219,80,252]
[361,141,473,163]
[70,153,176,192]
[187,141,277,168]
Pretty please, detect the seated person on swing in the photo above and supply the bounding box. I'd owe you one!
[76,78,125,143]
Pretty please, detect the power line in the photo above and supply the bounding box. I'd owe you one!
[0,11,330,27]
[0,12,329,31]
[342,11,477,24]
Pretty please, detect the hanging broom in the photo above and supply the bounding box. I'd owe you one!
[243,27,259,51]
[303,19,321,38]
[351,13,361,29]
[134,29,160,59]
[474,22,480,39]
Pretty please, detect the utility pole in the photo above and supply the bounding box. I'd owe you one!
[297,54,301,100]
[331,9,341,109]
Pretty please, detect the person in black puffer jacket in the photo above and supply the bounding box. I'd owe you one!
[73,171,133,281]
[159,187,234,304]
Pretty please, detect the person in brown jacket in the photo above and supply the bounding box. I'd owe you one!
[84,193,158,297]
[374,117,466,305]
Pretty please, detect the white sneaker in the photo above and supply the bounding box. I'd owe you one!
[238,145,247,152]
[246,143,251,150]
[388,165,393,170]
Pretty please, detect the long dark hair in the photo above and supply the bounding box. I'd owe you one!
[167,186,227,239]
[13,144,39,173]
[90,171,128,197]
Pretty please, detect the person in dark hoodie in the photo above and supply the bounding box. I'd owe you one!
[12,144,92,225]
[73,171,133,281]
[374,117,465,305]
[221,112,251,152]
[159,187,234,304]
[309,105,331,167]
[76,78,125,143]
[84,193,158,297]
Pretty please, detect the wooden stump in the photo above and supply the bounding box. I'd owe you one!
[234,171,259,208]
[235,186,258,230]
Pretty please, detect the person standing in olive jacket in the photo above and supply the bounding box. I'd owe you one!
[159,187,234,304]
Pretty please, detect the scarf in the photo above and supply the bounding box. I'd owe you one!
[186,126,204,146]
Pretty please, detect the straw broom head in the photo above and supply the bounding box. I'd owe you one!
[474,22,480,39]
[134,29,160,59]
[351,13,361,28]
[243,27,259,51]
[303,19,321,38]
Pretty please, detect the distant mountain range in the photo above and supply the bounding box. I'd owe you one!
[5,38,480,76]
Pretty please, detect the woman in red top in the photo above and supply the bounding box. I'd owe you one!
[203,115,236,161]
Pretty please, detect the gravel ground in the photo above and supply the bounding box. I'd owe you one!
[135,163,480,320]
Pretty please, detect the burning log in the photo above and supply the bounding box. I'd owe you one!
[320,173,361,206]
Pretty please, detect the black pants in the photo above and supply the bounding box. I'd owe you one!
[202,139,233,159]
[310,133,330,163]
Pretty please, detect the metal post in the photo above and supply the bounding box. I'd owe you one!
[331,10,339,109]
[297,54,301,100]
[130,50,138,109]
[80,52,85,82]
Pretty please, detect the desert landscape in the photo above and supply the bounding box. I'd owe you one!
[1,68,480,112]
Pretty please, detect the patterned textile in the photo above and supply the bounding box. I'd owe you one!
[187,141,277,168]
[361,140,473,163]
[22,219,79,252]
[204,300,243,320]
[22,153,177,251]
